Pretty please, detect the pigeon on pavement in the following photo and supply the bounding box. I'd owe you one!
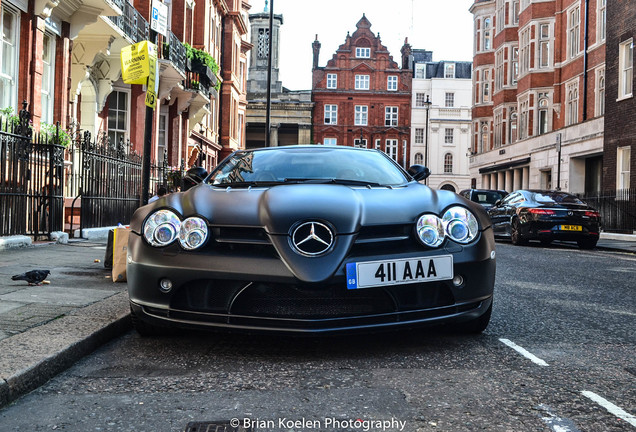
[11,269,51,285]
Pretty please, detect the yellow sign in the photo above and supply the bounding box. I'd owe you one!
[145,44,159,109]
[121,41,154,85]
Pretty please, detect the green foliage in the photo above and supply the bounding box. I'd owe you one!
[40,122,72,148]
[0,107,20,129]
[183,42,219,75]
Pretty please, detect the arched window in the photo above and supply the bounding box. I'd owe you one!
[444,153,453,173]
[538,97,549,135]
[440,184,456,192]
[414,153,423,165]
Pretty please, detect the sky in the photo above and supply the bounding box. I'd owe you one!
[249,0,475,90]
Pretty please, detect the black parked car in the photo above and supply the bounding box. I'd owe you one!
[459,189,509,209]
[487,189,601,249]
[127,146,496,335]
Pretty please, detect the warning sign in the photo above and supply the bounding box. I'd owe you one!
[121,41,155,85]
[145,44,159,109]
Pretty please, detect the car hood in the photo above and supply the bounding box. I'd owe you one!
[130,182,490,282]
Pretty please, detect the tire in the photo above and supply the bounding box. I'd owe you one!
[510,219,527,245]
[577,237,598,250]
[130,307,169,337]
[452,302,492,334]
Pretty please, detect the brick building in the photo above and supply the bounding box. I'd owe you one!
[311,15,412,168]
[602,1,634,191]
[469,0,605,194]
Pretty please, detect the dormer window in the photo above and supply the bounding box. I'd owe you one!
[444,63,455,78]
[356,47,370,58]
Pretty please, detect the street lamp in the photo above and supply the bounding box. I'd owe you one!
[423,94,432,184]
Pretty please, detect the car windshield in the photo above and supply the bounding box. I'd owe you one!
[532,192,585,205]
[206,147,410,187]
[472,191,506,205]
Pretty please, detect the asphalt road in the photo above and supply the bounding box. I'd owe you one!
[1,242,635,432]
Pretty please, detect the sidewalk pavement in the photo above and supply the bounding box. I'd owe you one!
[0,231,634,408]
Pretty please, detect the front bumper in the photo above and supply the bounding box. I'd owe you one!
[127,229,496,334]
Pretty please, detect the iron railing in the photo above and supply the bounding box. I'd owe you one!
[578,189,636,233]
[0,104,65,239]
[106,0,149,43]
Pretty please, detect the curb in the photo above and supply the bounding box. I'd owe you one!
[0,293,131,408]
[0,235,32,251]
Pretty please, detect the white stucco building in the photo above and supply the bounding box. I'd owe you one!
[410,50,473,192]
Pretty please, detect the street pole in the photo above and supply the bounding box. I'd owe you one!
[265,0,274,147]
[141,29,158,206]
[556,133,562,191]
[423,94,431,185]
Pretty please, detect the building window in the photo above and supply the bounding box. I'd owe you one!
[598,0,606,42]
[444,63,455,78]
[617,146,631,190]
[158,112,168,167]
[353,138,367,148]
[0,5,19,111]
[520,27,530,76]
[415,128,424,144]
[538,23,551,68]
[445,92,454,107]
[356,47,370,58]
[444,153,453,173]
[566,80,579,126]
[416,93,428,107]
[538,96,549,135]
[512,1,519,25]
[324,104,337,125]
[496,0,505,33]
[480,122,489,153]
[41,32,55,124]
[494,109,503,147]
[596,67,605,116]
[414,153,423,165]
[619,39,633,99]
[385,139,398,161]
[375,139,381,150]
[519,99,529,139]
[568,6,580,59]
[387,75,398,91]
[511,46,519,84]
[482,69,491,103]
[355,74,370,90]
[483,17,492,50]
[323,138,337,146]
[509,111,518,143]
[257,28,269,59]
[107,91,129,146]
[355,105,368,126]
[495,48,504,92]
[415,63,426,79]
[327,73,337,89]
[444,128,454,144]
[385,106,398,127]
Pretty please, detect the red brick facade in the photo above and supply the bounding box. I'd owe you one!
[311,15,412,168]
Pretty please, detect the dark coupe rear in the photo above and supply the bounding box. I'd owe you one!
[487,189,601,248]
[127,146,496,335]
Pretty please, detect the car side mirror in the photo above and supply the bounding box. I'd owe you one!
[182,166,209,191]
[407,164,431,181]
[494,199,502,207]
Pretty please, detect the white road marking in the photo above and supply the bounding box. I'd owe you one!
[499,338,549,366]
[538,404,581,432]
[581,391,636,427]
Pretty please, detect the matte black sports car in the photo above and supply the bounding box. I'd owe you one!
[127,146,496,335]
[487,189,601,249]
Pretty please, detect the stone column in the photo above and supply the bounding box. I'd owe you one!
[522,166,530,189]
[482,174,490,189]
[270,124,279,147]
[505,170,514,192]
[513,168,522,190]
[298,124,311,144]
[498,171,505,191]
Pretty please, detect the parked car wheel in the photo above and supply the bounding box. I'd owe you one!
[577,237,598,250]
[510,219,527,245]
[452,302,492,334]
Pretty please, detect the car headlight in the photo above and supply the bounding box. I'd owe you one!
[442,206,479,244]
[179,217,208,250]
[143,210,181,247]
[416,214,445,247]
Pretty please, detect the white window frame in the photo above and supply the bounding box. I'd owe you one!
[387,75,398,91]
[444,128,454,144]
[519,98,529,139]
[385,139,398,161]
[445,92,454,107]
[598,0,606,43]
[355,74,370,90]
[496,0,505,33]
[414,153,423,165]
[596,67,605,116]
[566,79,579,126]
[618,39,633,100]
[41,32,56,124]
[538,23,551,69]
[567,5,580,60]
[356,47,370,58]
[158,109,169,167]
[495,48,504,92]
[494,109,503,147]
[444,63,455,78]
[617,146,631,190]
[324,104,337,125]
[354,105,368,126]
[482,69,491,103]
[323,138,337,146]
[511,46,519,85]
[483,17,493,51]
[537,94,549,135]
[444,153,453,173]
[385,106,398,127]
[415,63,426,79]
[416,93,428,107]
[353,138,367,148]
[0,5,19,111]
[519,26,531,76]
[107,89,131,146]
[414,128,424,144]
[327,73,337,89]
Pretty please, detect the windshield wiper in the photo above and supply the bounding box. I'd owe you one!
[215,180,281,188]
[282,178,387,187]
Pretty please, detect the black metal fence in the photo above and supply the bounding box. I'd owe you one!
[578,189,636,233]
[0,106,65,240]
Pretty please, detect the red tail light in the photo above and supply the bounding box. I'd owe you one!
[585,211,600,218]
[528,208,556,215]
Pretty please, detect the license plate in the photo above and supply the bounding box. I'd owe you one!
[346,255,453,290]
[560,225,582,231]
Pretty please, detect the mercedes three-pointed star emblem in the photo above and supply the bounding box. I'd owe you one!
[291,221,334,256]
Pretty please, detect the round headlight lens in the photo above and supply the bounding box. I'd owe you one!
[143,210,181,247]
[179,217,208,250]
[442,206,479,244]
[416,214,445,247]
